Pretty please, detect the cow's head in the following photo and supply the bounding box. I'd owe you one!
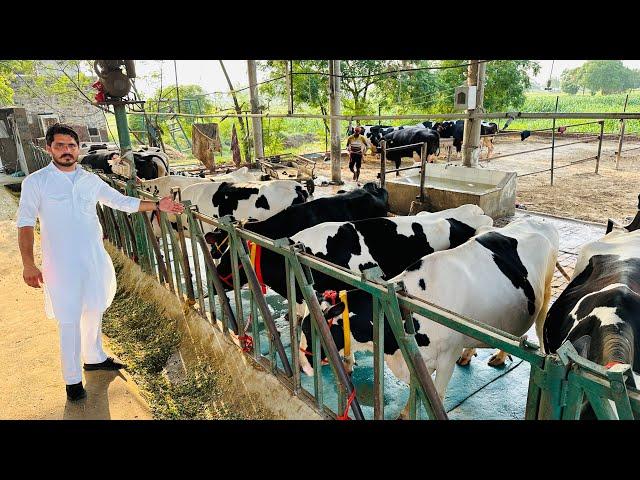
[567,313,636,373]
[204,229,231,260]
[433,121,455,138]
[299,294,346,377]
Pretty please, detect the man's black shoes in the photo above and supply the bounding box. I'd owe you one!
[83,357,125,371]
[66,382,86,401]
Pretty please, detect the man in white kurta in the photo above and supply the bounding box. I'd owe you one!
[17,124,184,401]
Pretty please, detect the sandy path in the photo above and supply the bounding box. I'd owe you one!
[0,186,152,420]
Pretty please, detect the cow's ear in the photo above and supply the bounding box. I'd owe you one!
[323,302,345,321]
[572,335,592,358]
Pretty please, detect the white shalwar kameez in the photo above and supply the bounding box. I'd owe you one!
[17,162,141,384]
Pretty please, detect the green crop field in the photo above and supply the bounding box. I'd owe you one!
[501,91,640,135]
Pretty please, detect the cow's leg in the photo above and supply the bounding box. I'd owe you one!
[395,158,401,176]
[433,349,459,400]
[343,352,356,375]
[298,332,315,377]
[456,347,478,366]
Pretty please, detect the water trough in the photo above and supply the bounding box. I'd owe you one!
[385,163,517,219]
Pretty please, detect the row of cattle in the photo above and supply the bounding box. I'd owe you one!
[131,169,639,418]
[347,120,500,170]
[79,145,170,180]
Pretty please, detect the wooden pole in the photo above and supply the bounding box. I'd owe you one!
[247,60,264,159]
[462,60,485,167]
[551,96,558,186]
[329,60,342,183]
[219,60,251,162]
[596,120,605,174]
[616,93,629,170]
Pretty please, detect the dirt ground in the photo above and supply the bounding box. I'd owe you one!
[312,134,640,224]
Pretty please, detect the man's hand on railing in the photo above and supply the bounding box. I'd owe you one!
[158,195,185,214]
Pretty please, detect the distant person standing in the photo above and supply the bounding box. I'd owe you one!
[16,123,185,402]
[346,126,371,182]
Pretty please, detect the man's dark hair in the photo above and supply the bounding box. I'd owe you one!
[45,123,79,146]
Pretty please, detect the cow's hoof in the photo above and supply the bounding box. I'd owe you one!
[456,351,477,367]
[487,352,511,367]
[456,356,471,367]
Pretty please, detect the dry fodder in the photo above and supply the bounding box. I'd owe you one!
[104,243,273,419]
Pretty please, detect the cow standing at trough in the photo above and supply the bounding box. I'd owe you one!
[299,217,559,405]
[382,127,440,175]
[292,204,492,284]
[139,167,257,198]
[540,228,640,417]
[159,179,309,240]
[211,183,389,296]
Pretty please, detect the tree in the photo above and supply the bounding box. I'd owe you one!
[433,60,540,112]
[579,61,634,94]
[0,60,34,105]
[561,67,581,94]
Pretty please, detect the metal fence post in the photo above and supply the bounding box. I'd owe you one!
[550,96,558,186]
[595,120,605,174]
[372,296,385,420]
[616,94,629,170]
[418,142,427,203]
[380,140,386,189]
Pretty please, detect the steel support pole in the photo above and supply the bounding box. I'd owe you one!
[595,120,605,174]
[462,60,485,168]
[329,60,342,184]
[616,94,629,170]
[551,96,558,186]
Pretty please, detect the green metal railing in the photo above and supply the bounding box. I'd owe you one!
[93,170,640,420]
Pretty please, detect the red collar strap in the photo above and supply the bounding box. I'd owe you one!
[248,241,267,294]
[605,361,623,369]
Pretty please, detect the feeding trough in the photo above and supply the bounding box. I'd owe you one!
[385,163,517,219]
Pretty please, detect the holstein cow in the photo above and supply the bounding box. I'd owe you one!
[80,146,169,179]
[480,122,499,159]
[382,127,440,174]
[433,121,498,159]
[540,228,640,417]
[211,183,389,299]
[300,217,559,406]
[292,204,492,282]
[171,179,309,239]
[139,167,257,198]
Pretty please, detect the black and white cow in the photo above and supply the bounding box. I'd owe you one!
[211,183,389,297]
[480,122,499,159]
[300,217,559,404]
[433,120,498,159]
[540,229,640,411]
[180,179,309,237]
[80,146,169,179]
[382,127,440,174]
[139,167,257,198]
[291,204,492,282]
